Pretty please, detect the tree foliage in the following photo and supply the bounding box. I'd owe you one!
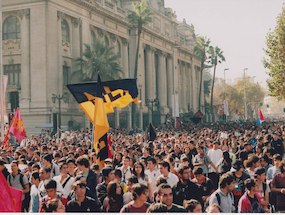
[76,41,122,81]
[194,36,212,110]
[213,76,265,119]
[264,7,285,100]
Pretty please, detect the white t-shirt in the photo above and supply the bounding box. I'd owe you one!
[157,172,179,188]
[145,169,161,193]
[207,148,223,172]
[53,175,75,197]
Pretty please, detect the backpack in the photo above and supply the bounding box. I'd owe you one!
[8,173,31,210]
[215,192,235,212]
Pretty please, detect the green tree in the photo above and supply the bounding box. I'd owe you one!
[264,7,285,100]
[208,46,225,121]
[194,36,211,111]
[76,41,122,81]
[128,0,152,127]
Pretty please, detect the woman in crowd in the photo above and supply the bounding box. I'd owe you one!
[102,181,124,212]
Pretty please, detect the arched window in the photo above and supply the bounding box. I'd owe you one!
[61,19,70,43]
[3,16,21,40]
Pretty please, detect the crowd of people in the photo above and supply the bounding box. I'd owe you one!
[0,121,285,213]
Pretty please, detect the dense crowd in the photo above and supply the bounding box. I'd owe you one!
[0,121,285,213]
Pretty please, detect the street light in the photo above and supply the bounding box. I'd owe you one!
[138,84,143,130]
[52,93,68,133]
[146,98,159,125]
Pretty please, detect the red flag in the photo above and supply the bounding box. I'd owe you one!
[9,108,27,143]
[2,126,10,150]
[258,109,264,122]
[107,135,113,158]
[0,171,22,212]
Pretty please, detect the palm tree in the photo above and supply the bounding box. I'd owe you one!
[194,36,211,111]
[208,46,225,121]
[76,41,122,81]
[128,0,152,127]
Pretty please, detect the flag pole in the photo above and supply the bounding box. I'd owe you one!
[0,0,4,142]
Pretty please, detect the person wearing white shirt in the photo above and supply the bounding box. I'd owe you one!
[207,141,222,188]
[39,167,64,198]
[157,161,179,188]
[145,157,161,193]
[119,156,132,183]
[53,162,75,198]
[29,172,41,212]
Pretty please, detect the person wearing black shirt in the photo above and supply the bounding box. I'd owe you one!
[66,181,101,212]
[173,165,203,206]
[157,184,186,212]
[271,133,284,156]
[237,143,251,162]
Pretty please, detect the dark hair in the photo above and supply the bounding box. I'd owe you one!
[107,181,122,200]
[273,154,282,161]
[177,165,190,175]
[132,183,148,200]
[146,203,168,213]
[183,199,201,212]
[193,167,204,175]
[133,162,146,179]
[42,199,60,212]
[73,181,87,190]
[219,172,235,189]
[157,183,172,195]
[32,163,40,171]
[244,178,257,190]
[159,161,170,172]
[31,171,40,181]
[43,167,52,173]
[147,157,156,165]
[114,169,123,178]
[245,155,259,168]
[44,179,57,190]
[11,160,19,166]
[59,162,67,170]
[127,176,139,184]
[156,178,168,187]
[76,156,90,168]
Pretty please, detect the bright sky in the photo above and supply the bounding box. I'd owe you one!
[164,0,284,88]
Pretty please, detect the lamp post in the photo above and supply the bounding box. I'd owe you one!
[223,68,229,121]
[52,93,68,133]
[146,98,159,125]
[139,84,143,130]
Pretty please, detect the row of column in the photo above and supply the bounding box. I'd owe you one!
[144,45,198,116]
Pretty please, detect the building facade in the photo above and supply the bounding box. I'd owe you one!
[2,0,203,134]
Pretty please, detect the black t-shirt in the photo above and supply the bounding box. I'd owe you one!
[66,196,101,212]
[247,194,264,213]
[167,204,187,212]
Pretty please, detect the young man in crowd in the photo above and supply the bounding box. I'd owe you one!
[66,181,101,212]
[173,165,202,206]
[145,157,160,193]
[96,166,115,205]
[76,155,98,200]
[157,183,186,212]
[157,160,179,188]
[7,160,30,212]
[29,171,41,212]
[209,172,236,213]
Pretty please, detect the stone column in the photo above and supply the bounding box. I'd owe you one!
[145,45,155,100]
[178,61,182,112]
[57,11,64,95]
[127,106,132,129]
[19,9,30,109]
[157,51,167,108]
[166,55,173,110]
[71,17,81,61]
[122,38,129,78]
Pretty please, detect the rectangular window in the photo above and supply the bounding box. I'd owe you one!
[4,64,21,88]
[63,65,70,86]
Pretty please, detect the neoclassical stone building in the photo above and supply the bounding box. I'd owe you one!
[2,0,204,134]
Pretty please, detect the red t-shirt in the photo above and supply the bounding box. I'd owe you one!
[121,202,150,213]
